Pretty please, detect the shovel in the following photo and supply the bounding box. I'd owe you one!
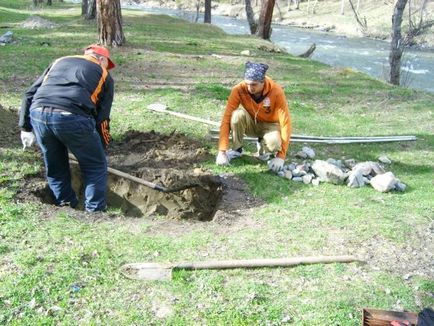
[68,154,198,193]
[120,255,361,281]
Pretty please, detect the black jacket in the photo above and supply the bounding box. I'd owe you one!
[19,55,114,146]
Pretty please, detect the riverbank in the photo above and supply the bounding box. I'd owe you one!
[126,0,434,49]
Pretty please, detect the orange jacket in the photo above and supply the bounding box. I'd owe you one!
[218,76,291,159]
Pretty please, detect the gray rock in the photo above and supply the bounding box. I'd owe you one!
[240,50,251,56]
[353,161,385,176]
[277,171,285,177]
[312,178,320,186]
[347,168,366,188]
[302,174,313,184]
[312,160,347,184]
[395,181,407,192]
[0,31,12,44]
[370,172,397,192]
[292,177,303,182]
[295,151,308,159]
[344,159,357,169]
[292,168,307,177]
[378,155,392,164]
[302,146,315,159]
[284,170,293,180]
[286,163,296,171]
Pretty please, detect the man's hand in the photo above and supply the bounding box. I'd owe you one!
[216,151,230,166]
[268,157,284,172]
[20,131,36,150]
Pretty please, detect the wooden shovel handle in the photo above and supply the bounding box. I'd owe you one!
[175,255,362,270]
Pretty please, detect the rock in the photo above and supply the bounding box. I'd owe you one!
[296,163,310,173]
[312,160,347,184]
[292,177,303,182]
[286,163,296,171]
[284,170,293,180]
[395,181,407,192]
[378,155,392,164]
[302,146,315,159]
[295,151,308,159]
[277,171,285,177]
[292,168,307,177]
[347,167,366,188]
[370,172,397,192]
[312,178,320,186]
[147,103,167,112]
[353,161,385,176]
[326,158,342,168]
[302,174,313,184]
[344,159,357,169]
[0,31,13,44]
[240,50,251,56]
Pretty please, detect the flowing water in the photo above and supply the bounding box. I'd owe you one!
[126,4,434,94]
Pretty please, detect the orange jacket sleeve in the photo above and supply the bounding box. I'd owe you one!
[274,87,291,159]
[218,85,241,151]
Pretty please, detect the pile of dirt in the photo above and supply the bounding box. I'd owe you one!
[0,104,20,149]
[21,15,57,29]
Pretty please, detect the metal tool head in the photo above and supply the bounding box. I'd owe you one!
[120,262,173,281]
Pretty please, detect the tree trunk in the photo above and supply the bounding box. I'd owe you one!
[33,0,38,6]
[256,0,275,40]
[82,0,88,16]
[340,0,345,15]
[85,0,96,20]
[245,0,258,34]
[47,0,52,5]
[96,0,125,47]
[204,0,211,23]
[389,0,408,85]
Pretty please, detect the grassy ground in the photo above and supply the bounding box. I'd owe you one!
[1,1,433,325]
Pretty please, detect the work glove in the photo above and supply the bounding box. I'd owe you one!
[97,119,111,149]
[20,131,36,150]
[216,151,230,166]
[268,157,284,173]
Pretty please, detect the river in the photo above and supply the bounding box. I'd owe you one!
[125,3,434,94]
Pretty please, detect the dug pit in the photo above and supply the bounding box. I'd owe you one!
[23,130,224,221]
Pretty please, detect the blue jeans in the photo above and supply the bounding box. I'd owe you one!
[30,107,107,212]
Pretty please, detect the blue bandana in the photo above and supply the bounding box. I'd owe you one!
[244,62,269,81]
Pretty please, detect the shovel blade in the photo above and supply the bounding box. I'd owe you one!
[120,263,172,281]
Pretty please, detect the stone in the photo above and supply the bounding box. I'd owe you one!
[284,170,293,180]
[292,177,303,182]
[240,50,251,56]
[295,151,308,159]
[344,159,357,169]
[395,181,407,192]
[277,171,285,177]
[378,155,392,164]
[312,178,320,186]
[353,161,385,176]
[312,160,347,184]
[370,172,397,192]
[347,167,366,188]
[302,174,313,184]
[292,168,307,177]
[286,163,296,171]
[302,146,315,159]
[326,158,342,168]
[0,31,13,44]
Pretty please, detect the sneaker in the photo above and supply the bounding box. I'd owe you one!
[255,139,271,161]
[227,148,243,161]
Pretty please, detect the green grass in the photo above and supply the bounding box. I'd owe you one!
[1,0,433,324]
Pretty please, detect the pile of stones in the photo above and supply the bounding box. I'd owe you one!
[276,146,407,193]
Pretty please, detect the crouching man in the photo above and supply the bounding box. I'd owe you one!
[216,61,291,172]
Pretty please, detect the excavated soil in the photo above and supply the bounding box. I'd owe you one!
[2,105,260,221]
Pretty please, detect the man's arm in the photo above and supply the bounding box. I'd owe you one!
[275,90,291,159]
[18,65,51,131]
[218,86,241,152]
[95,75,114,149]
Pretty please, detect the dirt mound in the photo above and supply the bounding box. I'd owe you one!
[0,104,20,149]
[21,15,57,29]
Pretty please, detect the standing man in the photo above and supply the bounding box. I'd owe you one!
[216,61,291,172]
[19,44,115,212]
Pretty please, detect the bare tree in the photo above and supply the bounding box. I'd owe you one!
[47,0,52,5]
[96,0,125,46]
[82,0,88,16]
[84,0,96,20]
[348,0,367,34]
[389,0,408,85]
[245,0,258,34]
[256,0,275,39]
[204,0,211,23]
[307,0,318,14]
[340,0,345,15]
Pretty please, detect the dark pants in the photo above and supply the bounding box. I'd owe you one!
[30,107,107,212]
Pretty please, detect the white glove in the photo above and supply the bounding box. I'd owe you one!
[216,151,230,166]
[20,131,36,150]
[268,157,284,172]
